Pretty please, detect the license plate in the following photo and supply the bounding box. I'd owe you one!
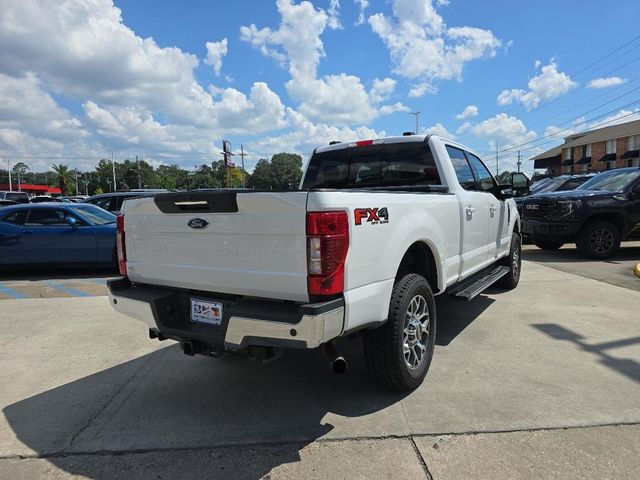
[190,298,223,325]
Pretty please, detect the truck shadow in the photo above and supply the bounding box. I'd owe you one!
[522,244,640,264]
[3,338,410,479]
[435,295,494,346]
[532,323,640,384]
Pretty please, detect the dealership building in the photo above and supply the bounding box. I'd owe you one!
[531,119,640,176]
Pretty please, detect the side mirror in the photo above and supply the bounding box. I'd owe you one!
[65,216,78,227]
[511,172,531,197]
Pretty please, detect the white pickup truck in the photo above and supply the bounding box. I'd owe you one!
[108,134,529,390]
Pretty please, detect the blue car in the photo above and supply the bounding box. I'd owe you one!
[0,203,117,268]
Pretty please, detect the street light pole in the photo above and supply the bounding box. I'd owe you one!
[7,159,12,191]
[110,151,116,192]
[409,111,421,134]
[240,145,246,188]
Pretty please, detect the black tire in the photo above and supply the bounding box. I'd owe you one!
[363,274,436,391]
[576,220,621,259]
[533,239,564,250]
[497,232,522,289]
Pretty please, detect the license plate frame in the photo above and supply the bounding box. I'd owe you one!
[190,298,223,326]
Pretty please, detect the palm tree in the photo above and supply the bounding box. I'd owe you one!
[51,164,71,195]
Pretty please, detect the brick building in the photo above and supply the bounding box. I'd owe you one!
[531,119,640,176]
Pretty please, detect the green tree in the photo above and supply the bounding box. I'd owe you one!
[12,162,29,188]
[248,159,272,189]
[270,153,302,189]
[51,164,71,194]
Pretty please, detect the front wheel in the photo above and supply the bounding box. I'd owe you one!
[363,274,436,391]
[576,220,621,259]
[497,232,522,289]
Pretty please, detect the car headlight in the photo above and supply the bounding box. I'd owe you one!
[555,200,582,216]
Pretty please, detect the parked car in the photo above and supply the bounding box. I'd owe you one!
[60,196,87,203]
[108,134,527,391]
[0,203,117,268]
[0,191,29,204]
[519,167,640,258]
[30,195,64,203]
[84,191,167,214]
[528,174,595,196]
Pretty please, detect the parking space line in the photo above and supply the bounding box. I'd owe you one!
[0,284,27,299]
[45,282,91,298]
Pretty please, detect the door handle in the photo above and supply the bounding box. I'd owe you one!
[489,204,497,216]
[465,206,476,218]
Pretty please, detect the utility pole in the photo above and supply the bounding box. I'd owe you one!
[409,111,421,134]
[495,140,499,176]
[240,145,246,188]
[517,150,521,172]
[75,170,79,195]
[110,151,117,192]
[84,173,89,195]
[136,155,142,189]
[7,159,12,191]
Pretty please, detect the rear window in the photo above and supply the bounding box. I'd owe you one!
[302,142,441,189]
[2,210,28,225]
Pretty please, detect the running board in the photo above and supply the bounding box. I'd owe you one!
[448,266,510,301]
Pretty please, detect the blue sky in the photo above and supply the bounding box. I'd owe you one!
[1,0,639,174]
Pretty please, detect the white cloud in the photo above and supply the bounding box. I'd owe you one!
[587,76,627,89]
[368,0,501,96]
[204,38,228,76]
[469,113,537,152]
[327,0,342,29]
[424,123,455,139]
[369,77,397,103]
[247,107,385,164]
[497,61,577,110]
[354,0,369,25]
[240,0,406,124]
[456,121,472,135]
[455,104,478,120]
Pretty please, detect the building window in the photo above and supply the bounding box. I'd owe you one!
[606,139,616,154]
[566,147,573,159]
[605,161,615,170]
[628,158,640,167]
[583,144,591,157]
[629,135,640,151]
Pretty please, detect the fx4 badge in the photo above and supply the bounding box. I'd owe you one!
[354,207,389,226]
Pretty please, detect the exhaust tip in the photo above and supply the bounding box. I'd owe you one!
[332,357,348,375]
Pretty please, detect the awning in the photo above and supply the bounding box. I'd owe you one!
[599,153,616,162]
[533,155,561,169]
[561,159,574,166]
[621,149,639,159]
[576,156,592,164]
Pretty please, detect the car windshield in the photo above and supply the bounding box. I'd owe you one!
[73,205,116,225]
[532,178,567,193]
[576,169,640,192]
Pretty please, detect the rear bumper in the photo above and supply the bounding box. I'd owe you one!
[107,278,344,350]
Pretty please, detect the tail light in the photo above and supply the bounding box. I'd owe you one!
[116,215,127,275]
[306,211,349,297]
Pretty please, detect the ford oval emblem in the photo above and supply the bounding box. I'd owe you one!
[188,218,209,229]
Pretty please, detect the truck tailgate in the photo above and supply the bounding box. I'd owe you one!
[121,191,310,302]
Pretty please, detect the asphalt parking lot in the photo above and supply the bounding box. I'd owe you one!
[1,251,639,479]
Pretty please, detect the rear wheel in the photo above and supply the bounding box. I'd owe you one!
[363,274,436,391]
[576,220,621,259]
[533,239,564,250]
[497,232,521,289]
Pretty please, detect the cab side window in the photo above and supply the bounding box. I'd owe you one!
[465,152,495,192]
[446,146,476,191]
[2,210,28,225]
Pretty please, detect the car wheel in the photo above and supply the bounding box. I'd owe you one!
[497,232,522,289]
[533,239,564,250]
[363,274,436,391]
[576,220,621,259]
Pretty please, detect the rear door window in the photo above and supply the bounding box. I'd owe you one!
[2,210,28,225]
